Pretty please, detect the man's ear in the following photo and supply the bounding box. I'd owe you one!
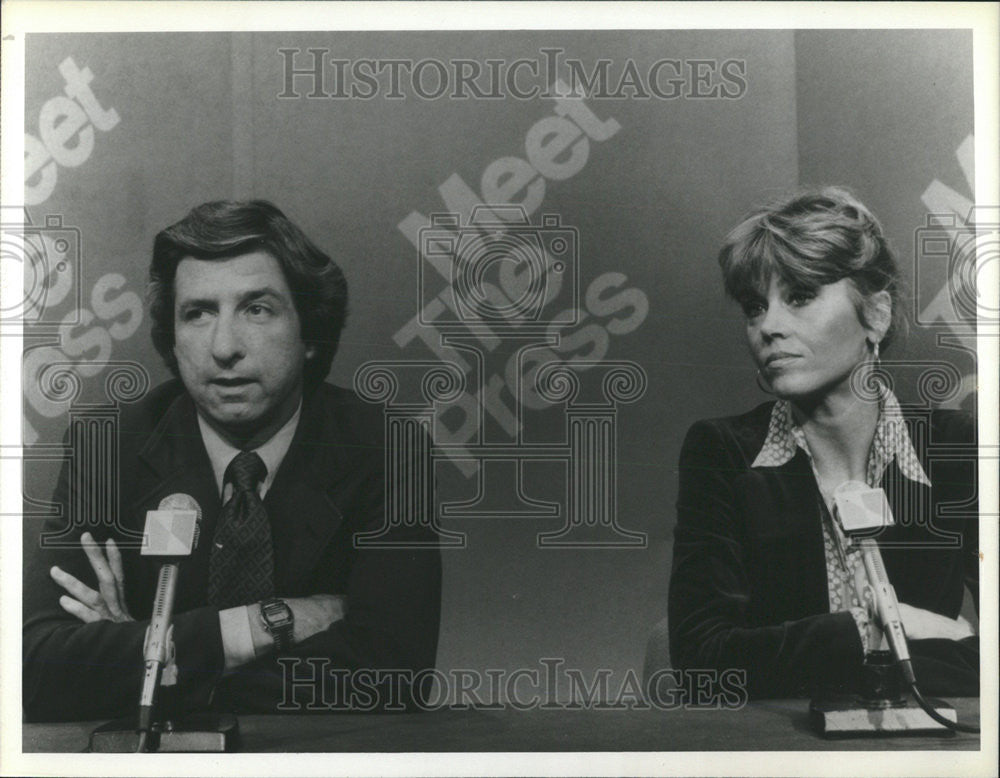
[864,290,892,344]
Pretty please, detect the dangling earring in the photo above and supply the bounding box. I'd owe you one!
[865,338,887,398]
[756,369,775,395]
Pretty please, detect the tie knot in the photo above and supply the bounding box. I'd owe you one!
[226,450,267,493]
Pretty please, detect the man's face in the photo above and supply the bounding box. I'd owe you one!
[173,250,312,443]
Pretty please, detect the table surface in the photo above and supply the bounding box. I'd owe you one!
[22,699,981,752]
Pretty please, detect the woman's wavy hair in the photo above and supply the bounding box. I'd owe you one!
[717,186,906,351]
[148,200,348,389]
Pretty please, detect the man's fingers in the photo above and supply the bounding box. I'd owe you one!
[106,538,130,617]
[58,594,101,623]
[81,532,125,620]
[81,532,116,587]
[50,566,104,610]
[106,538,125,579]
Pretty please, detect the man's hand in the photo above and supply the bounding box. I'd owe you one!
[50,532,134,623]
[247,593,348,656]
[288,593,348,644]
[898,602,975,642]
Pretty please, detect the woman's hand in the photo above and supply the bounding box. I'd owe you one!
[898,602,974,642]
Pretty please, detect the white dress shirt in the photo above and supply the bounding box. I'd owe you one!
[196,401,302,671]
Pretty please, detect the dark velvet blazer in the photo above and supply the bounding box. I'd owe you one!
[23,379,441,722]
[667,401,979,699]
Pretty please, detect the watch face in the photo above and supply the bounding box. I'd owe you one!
[262,599,291,627]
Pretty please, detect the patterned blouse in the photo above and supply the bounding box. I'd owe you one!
[750,389,930,650]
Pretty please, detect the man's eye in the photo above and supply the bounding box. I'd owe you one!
[246,303,272,317]
[182,308,206,322]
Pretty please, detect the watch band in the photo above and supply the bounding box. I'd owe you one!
[259,597,294,652]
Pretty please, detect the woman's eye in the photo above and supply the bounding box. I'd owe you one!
[788,291,815,307]
[742,301,765,318]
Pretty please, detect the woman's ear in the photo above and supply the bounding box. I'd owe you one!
[863,290,892,345]
[305,344,317,360]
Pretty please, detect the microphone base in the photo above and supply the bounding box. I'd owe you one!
[89,712,240,752]
[809,694,957,737]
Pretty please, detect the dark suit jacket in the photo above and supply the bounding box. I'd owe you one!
[666,402,979,699]
[23,379,441,722]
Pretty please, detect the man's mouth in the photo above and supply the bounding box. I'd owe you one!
[210,377,255,387]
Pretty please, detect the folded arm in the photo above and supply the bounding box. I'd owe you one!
[664,420,865,698]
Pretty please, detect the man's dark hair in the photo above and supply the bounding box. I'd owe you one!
[148,200,348,389]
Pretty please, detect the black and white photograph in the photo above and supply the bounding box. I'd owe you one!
[1,2,997,775]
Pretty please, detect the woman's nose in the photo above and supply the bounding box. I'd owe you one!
[758,302,788,339]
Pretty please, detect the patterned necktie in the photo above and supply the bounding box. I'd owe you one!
[208,450,274,609]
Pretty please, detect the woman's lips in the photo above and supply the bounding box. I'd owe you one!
[764,354,800,368]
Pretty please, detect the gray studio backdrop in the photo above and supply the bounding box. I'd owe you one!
[20,29,976,702]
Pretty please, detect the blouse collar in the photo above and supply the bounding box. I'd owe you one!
[750,387,931,487]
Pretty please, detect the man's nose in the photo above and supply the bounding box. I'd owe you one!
[210,314,245,364]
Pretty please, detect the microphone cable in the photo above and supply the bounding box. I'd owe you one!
[901,659,980,734]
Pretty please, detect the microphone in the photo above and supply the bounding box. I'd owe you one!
[137,494,202,739]
[812,481,977,735]
[832,481,914,684]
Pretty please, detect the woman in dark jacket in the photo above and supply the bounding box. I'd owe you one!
[651,187,978,700]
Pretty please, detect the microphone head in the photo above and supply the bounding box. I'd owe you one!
[832,481,895,535]
[159,493,204,551]
[157,492,202,518]
[142,493,203,556]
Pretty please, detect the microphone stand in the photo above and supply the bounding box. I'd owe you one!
[89,499,239,752]
[809,532,963,737]
[89,628,240,752]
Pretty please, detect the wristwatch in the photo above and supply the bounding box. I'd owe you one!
[259,598,294,652]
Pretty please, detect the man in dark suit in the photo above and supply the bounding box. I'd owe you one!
[23,200,441,722]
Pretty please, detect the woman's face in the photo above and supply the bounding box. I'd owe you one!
[744,277,873,401]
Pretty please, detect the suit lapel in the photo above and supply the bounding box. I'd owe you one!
[263,388,346,593]
[132,392,223,604]
[744,451,830,618]
[133,387,348,598]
